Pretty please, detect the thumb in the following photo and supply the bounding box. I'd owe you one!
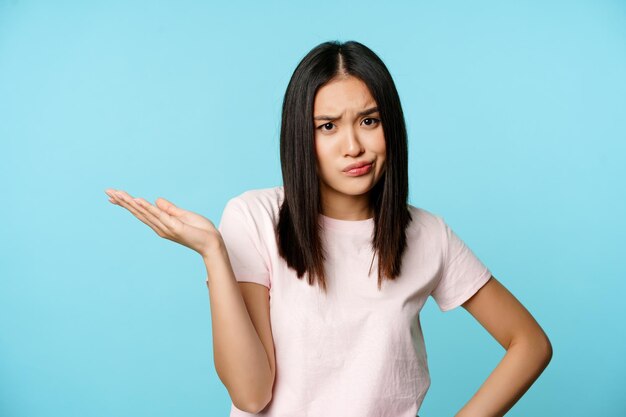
[155,197,186,216]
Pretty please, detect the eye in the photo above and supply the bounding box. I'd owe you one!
[317,122,335,131]
[362,117,380,127]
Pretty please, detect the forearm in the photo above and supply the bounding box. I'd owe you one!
[455,336,553,417]
[204,241,273,413]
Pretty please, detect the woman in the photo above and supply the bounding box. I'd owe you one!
[105,40,552,417]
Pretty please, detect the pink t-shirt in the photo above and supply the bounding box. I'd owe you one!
[216,186,492,417]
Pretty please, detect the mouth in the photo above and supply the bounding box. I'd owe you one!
[343,162,373,177]
[343,160,374,172]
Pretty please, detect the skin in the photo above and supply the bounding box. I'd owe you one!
[103,191,221,257]
[104,191,275,413]
[455,277,553,416]
[312,75,553,416]
[313,74,386,220]
[106,74,552,416]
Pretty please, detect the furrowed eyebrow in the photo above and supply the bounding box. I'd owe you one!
[357,106,380,117]
[313,106,379,121]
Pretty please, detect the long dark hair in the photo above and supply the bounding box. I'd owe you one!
[277,40,412,292]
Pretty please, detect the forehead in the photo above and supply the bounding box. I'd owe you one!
[313,76,377,113]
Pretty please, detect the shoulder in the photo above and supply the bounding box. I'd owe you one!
[236,185,284,207]
[405,204,448,248]
[225,185,284,224]
[407,203,444,231]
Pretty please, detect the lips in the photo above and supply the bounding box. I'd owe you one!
[343,160,373,172]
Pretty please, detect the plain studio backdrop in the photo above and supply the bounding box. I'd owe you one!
[1,1,624,416]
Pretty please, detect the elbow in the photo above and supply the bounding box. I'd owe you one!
[541,335,553,365]
[510,331,553,366]
[252,388,273,413]
[229,378,274,414]
[218,359,275,414]
[533,328,553,365]
[523,333,554,367]
[243,365,275,413]
[235,391,272,414]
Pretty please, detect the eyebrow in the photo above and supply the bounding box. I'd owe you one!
[313,106,379,121]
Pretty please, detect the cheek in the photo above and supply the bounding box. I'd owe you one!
[314,140,333,168]
[374,133,386,169]
[370,132,386,156]
[376,131,387,152]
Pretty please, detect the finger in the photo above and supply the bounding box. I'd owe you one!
[112,191,180,239]
[107,191,121,205]
[106,190,129,207]
[133,198,178,233]
[136,197,183,233]
[113,192,155,226]
[105,189,120,205]
[114,191,169,237]
[111,190,171,236]
[155,197,186,217]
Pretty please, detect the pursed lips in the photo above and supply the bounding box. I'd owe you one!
[343,160,374,172]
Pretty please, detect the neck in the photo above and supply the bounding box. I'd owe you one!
[319,186,373,220]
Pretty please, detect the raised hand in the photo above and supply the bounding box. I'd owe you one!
[105,188,222,257]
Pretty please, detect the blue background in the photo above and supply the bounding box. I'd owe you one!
[1,1,625,416]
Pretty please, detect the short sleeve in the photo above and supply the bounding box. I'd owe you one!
[215,197,271,289]
[430,217,492,312]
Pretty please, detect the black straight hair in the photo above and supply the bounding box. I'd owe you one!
[276,40,412,292]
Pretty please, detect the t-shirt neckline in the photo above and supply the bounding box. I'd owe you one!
[319,213,374,233]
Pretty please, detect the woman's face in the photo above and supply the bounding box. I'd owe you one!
[313,75,386,214]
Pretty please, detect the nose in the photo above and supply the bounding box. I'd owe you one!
[343,126,364,157]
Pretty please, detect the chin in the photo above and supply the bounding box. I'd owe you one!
[335,182,377,196]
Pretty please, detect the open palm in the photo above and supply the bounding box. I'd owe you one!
[105,188,221,257]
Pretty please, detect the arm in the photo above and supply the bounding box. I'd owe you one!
[454,276,553,417]
[204,239,276,414]
[104,190,275,412]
